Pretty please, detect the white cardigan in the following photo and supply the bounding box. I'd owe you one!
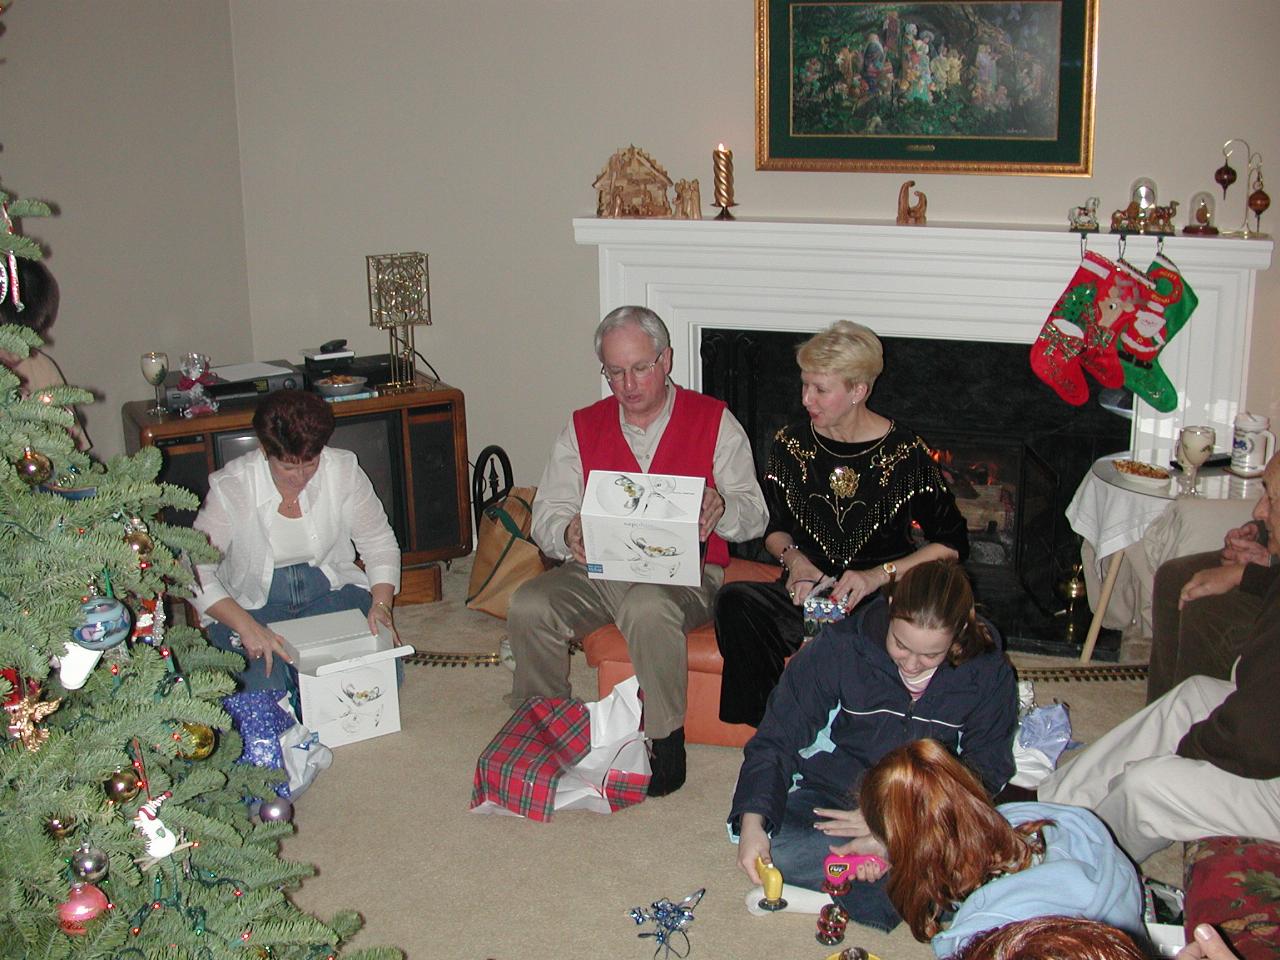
[189,447,401,623]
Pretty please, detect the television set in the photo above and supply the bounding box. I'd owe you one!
[127,386,471,567]
[212,411,408,549]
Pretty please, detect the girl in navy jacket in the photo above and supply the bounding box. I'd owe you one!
[729,560,1017,931]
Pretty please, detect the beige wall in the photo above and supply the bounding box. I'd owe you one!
[1,0,251,454]
[4,1,1277,479]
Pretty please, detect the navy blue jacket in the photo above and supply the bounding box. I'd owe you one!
[728,594,1017,835]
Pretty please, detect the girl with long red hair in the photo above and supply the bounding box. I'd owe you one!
[859,739,1144,957]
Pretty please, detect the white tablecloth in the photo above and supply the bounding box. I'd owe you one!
[1066,457,1258,640]
[1066,470,1171,561]
[1068,456,1257,561]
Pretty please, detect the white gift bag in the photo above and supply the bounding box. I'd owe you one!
[279,722,333,799]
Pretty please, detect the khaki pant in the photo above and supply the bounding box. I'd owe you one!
[1040,675,1280,863]
[506,562,723,740]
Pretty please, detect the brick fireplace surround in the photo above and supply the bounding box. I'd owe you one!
[573,218,1273,461]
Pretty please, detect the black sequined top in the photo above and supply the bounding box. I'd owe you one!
[764,420,969,576]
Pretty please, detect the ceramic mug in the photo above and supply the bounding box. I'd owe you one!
[1230,412,1276,477]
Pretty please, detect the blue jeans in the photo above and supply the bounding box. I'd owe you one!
[769,785,902,933]
[206,564,376,693]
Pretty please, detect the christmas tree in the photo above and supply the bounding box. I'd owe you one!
[0,193,401,958]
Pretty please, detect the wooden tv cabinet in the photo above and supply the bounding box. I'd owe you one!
[122,381,471,585]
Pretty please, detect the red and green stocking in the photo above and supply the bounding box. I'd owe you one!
[1115,255,1198,412]
[1030,251,1152,405]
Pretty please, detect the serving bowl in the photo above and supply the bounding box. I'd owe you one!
[313,375,368,398]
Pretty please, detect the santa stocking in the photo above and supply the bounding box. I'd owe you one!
[1117,256,1199,412]
[1031,251,1151,405]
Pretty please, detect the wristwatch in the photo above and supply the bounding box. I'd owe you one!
[881,561,897,585]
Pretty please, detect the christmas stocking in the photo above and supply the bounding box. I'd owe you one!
[1031,251,1151,404]
[1117,255,1199,412]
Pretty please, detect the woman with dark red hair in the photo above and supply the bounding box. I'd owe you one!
[859,739,1144,957]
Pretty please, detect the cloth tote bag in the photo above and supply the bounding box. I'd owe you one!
[466,486,546,619]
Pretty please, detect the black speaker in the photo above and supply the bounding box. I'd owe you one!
[407,412,464,554]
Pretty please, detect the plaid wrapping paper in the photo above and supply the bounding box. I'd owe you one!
[603,765,648,811]
[470,696,592,822]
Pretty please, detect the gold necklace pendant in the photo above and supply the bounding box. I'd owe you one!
[829,465,859,498]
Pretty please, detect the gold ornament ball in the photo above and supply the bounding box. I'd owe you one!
[103,769,141,802]
[14,448,52,486]
[178,722,216,760]
[45,814,77,839]
[123,530,155,560]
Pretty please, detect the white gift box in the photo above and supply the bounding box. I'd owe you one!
[581,471,705,587]
[272,609,414,748]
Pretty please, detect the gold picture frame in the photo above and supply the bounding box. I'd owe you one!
[756,0,1098,176]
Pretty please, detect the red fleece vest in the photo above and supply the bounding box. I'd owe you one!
[573,387,729,569]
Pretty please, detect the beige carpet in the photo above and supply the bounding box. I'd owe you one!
[282,557,1174,960]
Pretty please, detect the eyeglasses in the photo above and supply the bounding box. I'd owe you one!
[601,352,664,383]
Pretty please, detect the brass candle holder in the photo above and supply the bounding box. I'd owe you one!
[713,143,737,220]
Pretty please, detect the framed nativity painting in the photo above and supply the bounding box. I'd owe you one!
[756,0,1098,175]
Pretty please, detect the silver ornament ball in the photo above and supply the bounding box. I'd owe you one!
[70,842,110,883]
[256,797,293,823]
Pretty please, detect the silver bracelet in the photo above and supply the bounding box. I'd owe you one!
[778,543,802,567]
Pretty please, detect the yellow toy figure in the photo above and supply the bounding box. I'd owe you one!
[755,855,788,911]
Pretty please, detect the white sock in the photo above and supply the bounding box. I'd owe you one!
[744,883,833,916]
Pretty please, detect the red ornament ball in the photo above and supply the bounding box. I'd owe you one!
[58,883,110,935]
[1215,161,1238,197]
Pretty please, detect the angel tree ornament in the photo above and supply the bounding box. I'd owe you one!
[4,685,62,751]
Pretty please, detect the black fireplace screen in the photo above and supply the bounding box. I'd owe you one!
[700,328,1130,652]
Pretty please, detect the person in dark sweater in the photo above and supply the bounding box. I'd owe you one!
[1040,454,1280,863]
[1146,452,1279,703]
[728,560,1016,932]
[714,319,968,728]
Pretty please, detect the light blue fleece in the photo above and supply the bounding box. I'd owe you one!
[931,802,1144,958]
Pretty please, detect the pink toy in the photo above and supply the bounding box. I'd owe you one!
[822,853,889,894]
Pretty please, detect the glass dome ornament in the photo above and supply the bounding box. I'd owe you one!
[1183,191,1219,235]
[1131,177,1158,215]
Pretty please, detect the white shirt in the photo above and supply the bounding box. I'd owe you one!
[189,447,401,622]
[530,385,768,561]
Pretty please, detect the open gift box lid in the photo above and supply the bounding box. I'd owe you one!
[272,609,414,676]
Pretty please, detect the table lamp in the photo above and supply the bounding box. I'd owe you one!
[366,252,431,390]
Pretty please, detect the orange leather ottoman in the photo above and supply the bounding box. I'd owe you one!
[582,558,778,748]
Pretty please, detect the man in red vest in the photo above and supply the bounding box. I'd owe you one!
[508,306,767,796]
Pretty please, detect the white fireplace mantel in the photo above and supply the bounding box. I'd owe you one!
[573,217,1273,460]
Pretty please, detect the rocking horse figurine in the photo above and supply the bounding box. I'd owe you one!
[896,180,927,225]
[1068,196,1100,233]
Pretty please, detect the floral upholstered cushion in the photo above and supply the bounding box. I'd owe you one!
[1184,836,1280,960]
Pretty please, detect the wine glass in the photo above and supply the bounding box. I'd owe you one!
[1177,425,1216,496]
[140,352,168,417]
